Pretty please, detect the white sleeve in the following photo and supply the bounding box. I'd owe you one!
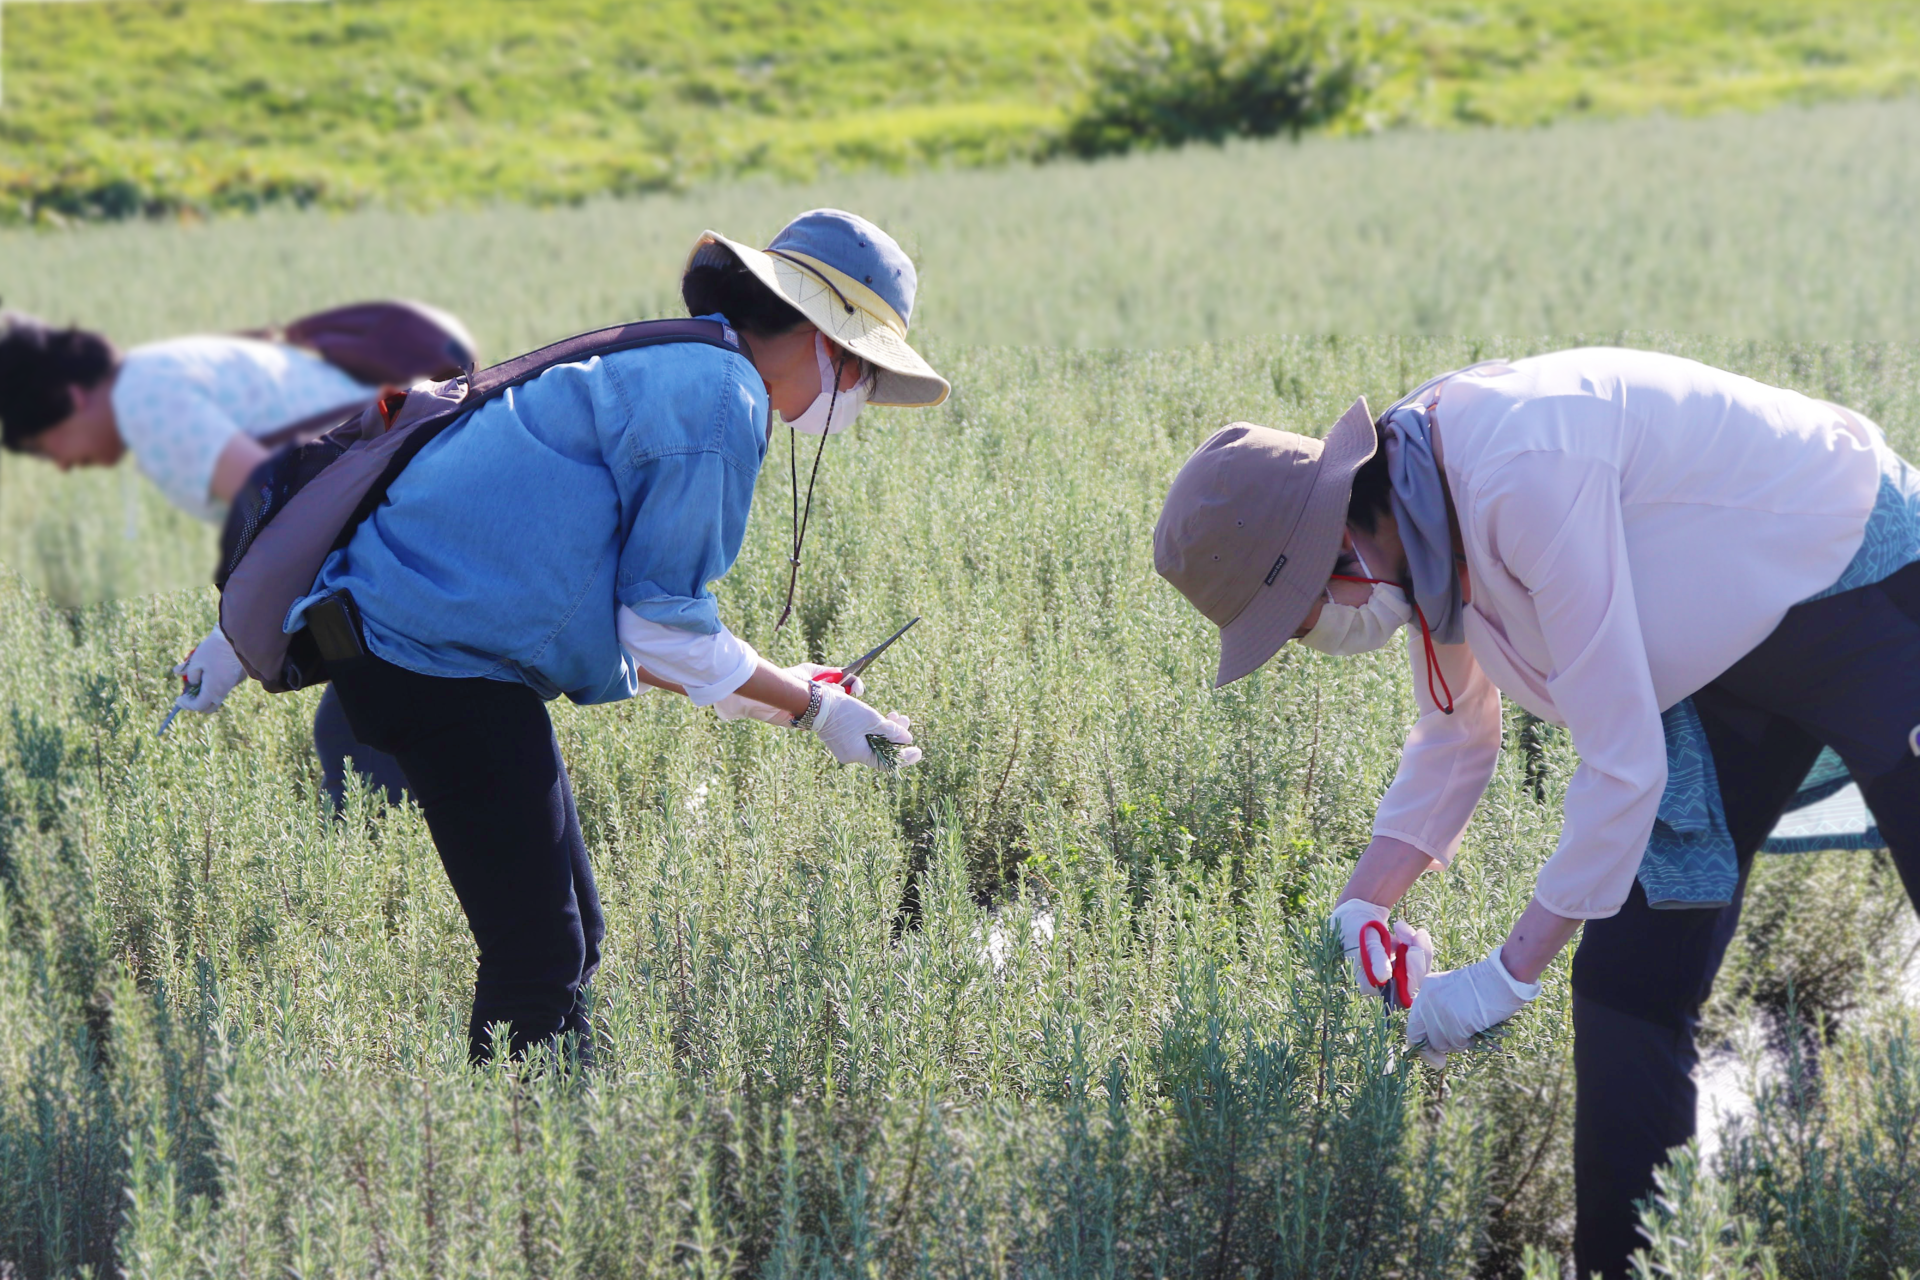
[1371,632,1504,865]
[1480,454,1668,920]
[615,606,758,706]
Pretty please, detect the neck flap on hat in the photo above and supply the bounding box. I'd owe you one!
[1378,398,1464,647]
[1373,360,1515,647]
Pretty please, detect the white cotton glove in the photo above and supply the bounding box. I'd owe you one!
[1331,898,1392,992]
[809,682,921,770]
[170,625,246,715]
[1405,944,1541,1068]
[711,664,864,724]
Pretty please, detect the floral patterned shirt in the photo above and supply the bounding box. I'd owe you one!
[111,336,371,522]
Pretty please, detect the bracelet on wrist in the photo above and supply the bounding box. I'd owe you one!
[790,680,824,731]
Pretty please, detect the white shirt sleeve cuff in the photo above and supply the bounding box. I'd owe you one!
[616,606,759,707]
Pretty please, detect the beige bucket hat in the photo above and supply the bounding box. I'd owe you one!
[685,208,949,408]
[1153,398,1378,686]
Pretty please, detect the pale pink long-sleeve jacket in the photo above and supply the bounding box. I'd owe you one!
[1370,348,1883,919]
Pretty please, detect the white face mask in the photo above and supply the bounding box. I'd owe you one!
[781,333,869,436]
[1300,550,1412,656]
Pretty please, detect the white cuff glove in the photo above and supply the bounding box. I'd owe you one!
[712,664,863,724]
[1331,898,1391,992]
[810,682,921,770]
[1405,944,1541,1067]
[171,626,246,715]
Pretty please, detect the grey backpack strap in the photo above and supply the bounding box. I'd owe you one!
[464,318,741,402]
[253,397,379,452]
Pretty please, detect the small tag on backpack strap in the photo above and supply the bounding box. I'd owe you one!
[375,388,410,433]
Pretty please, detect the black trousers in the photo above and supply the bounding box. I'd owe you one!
[1570,561,1920,1278]
[312,684,410,811]
[328,653,605,1064]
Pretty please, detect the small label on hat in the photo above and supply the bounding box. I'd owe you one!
[1264,553,1288,586]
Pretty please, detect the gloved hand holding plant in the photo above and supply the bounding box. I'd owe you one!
[810,681,920,771]
[171,625,246,716]
[1405,944,1541,1067]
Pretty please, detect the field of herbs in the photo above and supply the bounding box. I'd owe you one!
[3,104,1920,1278]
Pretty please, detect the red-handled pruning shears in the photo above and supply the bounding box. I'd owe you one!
[817,616,919,688]
[1361,918,1415,1010]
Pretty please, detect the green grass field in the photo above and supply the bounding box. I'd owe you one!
[1,0,1917,220]
[7,96,1919,607]
[2,102,1920,1276]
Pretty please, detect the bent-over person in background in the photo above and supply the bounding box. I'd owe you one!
[1152,347,1920,1278]
[0,307,473,808]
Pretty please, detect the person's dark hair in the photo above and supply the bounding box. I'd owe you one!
[0,313,118,451]
[1346,429,1393,533]
[682,257,808,336]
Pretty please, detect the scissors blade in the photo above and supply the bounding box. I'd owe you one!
[157,674,202,737]
[840,616,920,681]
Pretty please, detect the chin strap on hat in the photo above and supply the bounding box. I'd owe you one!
[773,344,851,634]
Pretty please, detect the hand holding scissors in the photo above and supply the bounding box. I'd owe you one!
[810,617,921,770]
[157,665,202,737]
[1360,918,1432,1010]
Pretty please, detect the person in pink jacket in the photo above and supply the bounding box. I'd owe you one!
[1153,346,1920,1278]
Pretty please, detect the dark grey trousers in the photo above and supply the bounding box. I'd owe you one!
[1570,561,1920,1277]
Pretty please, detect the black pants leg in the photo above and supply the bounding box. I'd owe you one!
[1570,561,1920,1279]
[313,684,411,811]
[1572,709,1819,1276]
[328,655,605,1064]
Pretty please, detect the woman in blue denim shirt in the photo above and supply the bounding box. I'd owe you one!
[311,210,948,1064]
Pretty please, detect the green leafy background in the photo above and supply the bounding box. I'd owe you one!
[1,0,1918,219]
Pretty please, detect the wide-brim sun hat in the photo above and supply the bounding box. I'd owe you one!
[685,208,949,408]
[1153,398,1378,687]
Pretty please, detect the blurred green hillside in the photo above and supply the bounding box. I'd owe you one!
[0,0,1916,222]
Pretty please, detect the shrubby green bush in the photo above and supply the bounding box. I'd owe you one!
[7,97,1919,428]
[1703,849,1915,1045]
[1064,2,1385,156]
[1636,1010,1920,1279]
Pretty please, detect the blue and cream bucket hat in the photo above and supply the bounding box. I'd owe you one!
[686,209,949,408]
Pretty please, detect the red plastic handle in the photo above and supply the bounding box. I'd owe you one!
[1360,919,1413,1009]
[817,669,848,685]
[1359,919,1394,988]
